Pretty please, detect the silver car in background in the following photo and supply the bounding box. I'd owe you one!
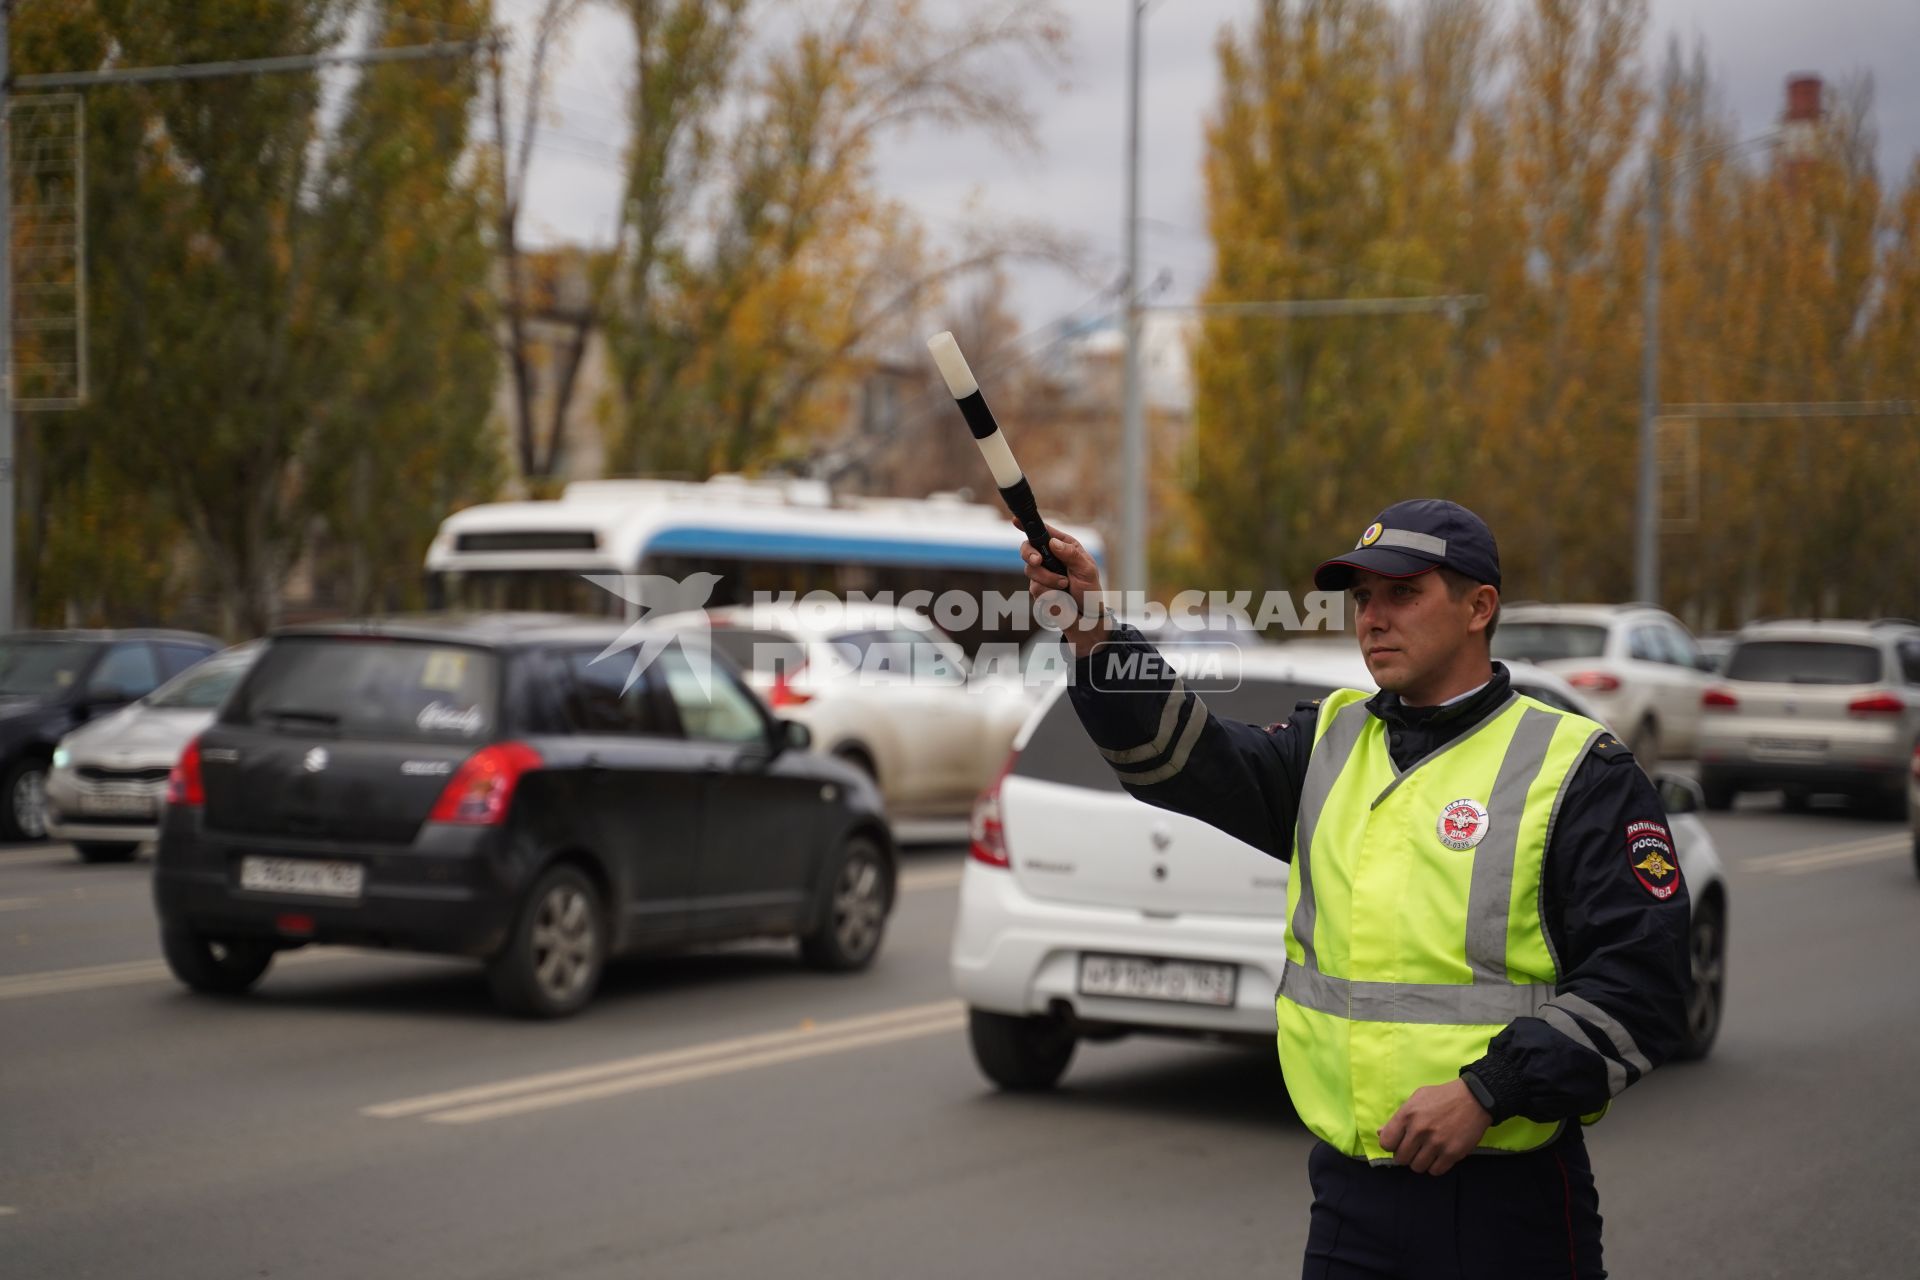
[47,642,261,862]
[1492,603,1714,765]
[1698,620,1920,816]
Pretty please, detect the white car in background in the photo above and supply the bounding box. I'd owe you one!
[1493,603,1714,765]
[657,603,1031,821]
[46,641,261,862]
[951,646,1729,1091]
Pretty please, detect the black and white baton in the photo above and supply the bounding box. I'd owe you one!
[925,331,1069,578]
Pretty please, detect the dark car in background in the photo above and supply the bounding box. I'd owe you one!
[153,614,897,1018]
[0,629,224,842]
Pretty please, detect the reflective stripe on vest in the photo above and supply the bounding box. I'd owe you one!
[1276,687,1605,1163]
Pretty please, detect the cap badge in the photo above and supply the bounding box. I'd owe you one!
[1359,522,1384,548]
[1436,797,1489,851]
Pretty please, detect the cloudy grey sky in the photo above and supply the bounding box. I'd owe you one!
[515,0,1920,330]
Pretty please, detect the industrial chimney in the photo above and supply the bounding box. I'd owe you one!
[1779,73,1823,185]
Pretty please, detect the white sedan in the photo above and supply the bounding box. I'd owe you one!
[657,603,1032,821]
[47,642,261,862]
[951,646,1729,1089]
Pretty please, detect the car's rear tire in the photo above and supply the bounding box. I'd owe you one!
[75,841,140,863]
[1628,718,1659,771]
[0,758,49,842]
[1700,773,1735,812]
[1860,787,1907,821]
[968,1007,1076,1091]
[800,834,892,972]
[160,923,275,996]
[1912,830,1920,881]
[487,863,606,1019]
[1675,897,1726,1061]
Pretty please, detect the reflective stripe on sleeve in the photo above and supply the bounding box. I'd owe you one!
[1546,992,1654,1077]
[1541,1005,1630,1097]
[1097,677,1190,765]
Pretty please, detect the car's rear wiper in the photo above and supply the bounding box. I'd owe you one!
[258,706,343,727]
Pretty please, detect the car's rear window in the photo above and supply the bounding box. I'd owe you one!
[145,651,257,710]
[1012,676,1331,792]
[1491,622,1608,662]
[226,638,499,741]
[1724,640,1884,685]
[704,627,805,677]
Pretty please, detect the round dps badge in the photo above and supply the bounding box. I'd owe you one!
[1359,522,1384,547]
[1436,798,1490,851]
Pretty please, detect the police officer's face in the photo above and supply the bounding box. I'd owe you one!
[1349,569,1479,693]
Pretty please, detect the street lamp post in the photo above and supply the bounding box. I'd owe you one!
[1119,0,1147,602]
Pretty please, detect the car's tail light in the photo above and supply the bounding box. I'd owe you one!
[770,666,813,708]
[1566,671,1621,692]
[1701,688,1739,711]
[428,742,543,825]
[1846,692,1905,716]
[969,751,1019,869]
[166,736,205,807]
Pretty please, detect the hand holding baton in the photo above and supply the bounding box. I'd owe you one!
[925,331,1070,578]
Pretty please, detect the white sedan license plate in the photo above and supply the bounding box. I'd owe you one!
[1753,736,1826,758]
[239,856,364,900]
[76,789,156,818]
[1076,953,1237,1007]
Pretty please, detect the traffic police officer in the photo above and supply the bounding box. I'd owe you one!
[1016,498,1691,1279]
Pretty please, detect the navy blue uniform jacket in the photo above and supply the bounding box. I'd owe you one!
[1066,624,1694,1126]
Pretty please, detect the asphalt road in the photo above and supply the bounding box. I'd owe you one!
[4,801,1918,1280]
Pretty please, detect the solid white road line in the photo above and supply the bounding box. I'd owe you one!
[426,1011,968,1125]
[1744,833,1907,873]
[0,847,75,867]
[365,998,965,1121]
[0,947,357,1001]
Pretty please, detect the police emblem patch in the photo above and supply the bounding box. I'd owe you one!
[1436,798,1489,851]
[1359,522,1384,547]
[1626,820,1681,900]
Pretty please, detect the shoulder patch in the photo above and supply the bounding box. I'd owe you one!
[1265,720,1288,733]
[1591,735,1639,765]
[1626,819,1681,900]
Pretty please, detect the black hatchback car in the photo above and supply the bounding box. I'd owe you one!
[153,614,897,1017]
[0,629,224,841]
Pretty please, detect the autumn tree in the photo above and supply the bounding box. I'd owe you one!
[606,0,1070,478]
[15,0,501,633]
[1185,0,1477,596]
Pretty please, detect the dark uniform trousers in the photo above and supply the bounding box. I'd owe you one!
[1302,1128,1604,1279]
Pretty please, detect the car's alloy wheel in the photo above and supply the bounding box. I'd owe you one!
[5,762,48,841]
[488,864,605,1018]
[1677,900,1725,1060]
[832,852,885,960]
[531,882,598,1006]
[801,835,891,971]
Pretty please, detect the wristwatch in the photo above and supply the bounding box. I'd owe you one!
[1459,1069,1498,1114]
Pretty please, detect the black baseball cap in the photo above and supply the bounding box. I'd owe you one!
[1312,498,1502,592]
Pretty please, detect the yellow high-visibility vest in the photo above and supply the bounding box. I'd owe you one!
[1276,687,1606,1163]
